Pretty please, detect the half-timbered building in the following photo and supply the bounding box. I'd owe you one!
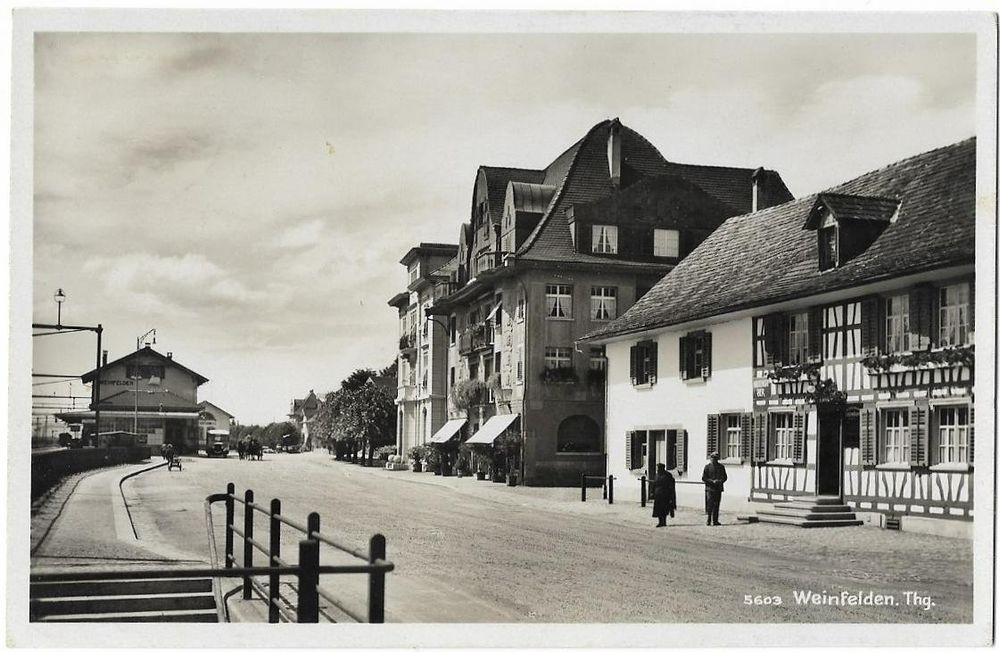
[582,138,976,533]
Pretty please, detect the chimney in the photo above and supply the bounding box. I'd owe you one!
[144,342,152,348]
[607,118,622,189]
[102,350,108,366]
[167,352,173,359]
[751,167,765,212]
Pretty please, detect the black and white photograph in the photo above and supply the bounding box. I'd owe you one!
[7,8,997,648]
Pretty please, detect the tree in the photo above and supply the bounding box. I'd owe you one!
[341,368,376,392]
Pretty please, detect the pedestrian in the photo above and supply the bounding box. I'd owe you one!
[702,451,727,526]
[164,442,175,466]
[650,463,676,528]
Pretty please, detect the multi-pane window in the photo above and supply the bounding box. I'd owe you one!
[516,346,524,383]
[939,283,970,347]
[515,294,525,322]
[589,346,607,371]
[772,413,795,460]
[885,294,910,353]
[818,226,838,270]
[126,364,166,380]
[630,340,657,386]
[449,315,456,344]
[787,312,809,365]
[724,414,741,460]
[590,286,617,321]
[408,264,419,284]
[545,284,573,319]
[882,409,910,463]
[544,347,573,370]
[592,225,618,254]
[937,406,970,463]
[653,229,679,258]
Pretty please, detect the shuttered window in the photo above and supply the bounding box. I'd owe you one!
[675,429,687,474]
[740,413,752,462]
[885,294,910,354]
[909,284,935,351]
[882,408,910,463]
[751,412,768,463]
[807,307,824,363]
[939,283,970,347]
[772,413,795,460]
[706,414,719,459]
[680,331,712,380]
[626,431,645,470]
[630,340,658,386]
[908,406,928,467]
[787,312,810,365]
[860,296,882,357]
[762,314,786,366]
[936,406,970,464]
[792,412,806,464]
[860,408,877,466]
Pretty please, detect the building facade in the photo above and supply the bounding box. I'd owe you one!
[409,118,791,485]
[584,138,977,530]
[61,346,209,451]
[198,400,235,449]
[288,390,323,451]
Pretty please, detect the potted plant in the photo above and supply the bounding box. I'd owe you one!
[455,446,471,478]
[424,445,441,474]
[408,444,425,472]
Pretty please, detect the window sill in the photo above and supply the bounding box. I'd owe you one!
[875,462,911,471]
[545,317,574,322]
[682,377,707,385]
[766,459,796,467]
[720,457,744,466]
[632,381,657,390]
[929,462,971,472]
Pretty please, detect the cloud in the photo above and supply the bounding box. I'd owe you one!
[274,219,325,249]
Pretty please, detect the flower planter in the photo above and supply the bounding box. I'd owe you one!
[476,471,487,481]
[507,474,518,487]
[411,462,422,472]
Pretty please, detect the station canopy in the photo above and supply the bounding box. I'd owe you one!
[465,414,520,445]
[429,418,466,444]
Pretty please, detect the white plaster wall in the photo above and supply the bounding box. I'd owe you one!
[605,316,755,510]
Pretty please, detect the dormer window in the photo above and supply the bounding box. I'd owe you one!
[804,193,899,272]
[592,225,618,254]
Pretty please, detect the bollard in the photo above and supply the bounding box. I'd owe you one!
[580,474,587,502]
[640,475,647,508]
[368,534,387,623]
[602,477,607,500]
[225,483,235,569]
[307,512,320,540]
[608,475,614,505]
[243,489,254,599]
[268,498,281,624]
[297,538,320,623]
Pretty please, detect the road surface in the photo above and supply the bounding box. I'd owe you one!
[125,451,972,623]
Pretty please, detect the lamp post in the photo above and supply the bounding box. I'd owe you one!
[54,288,65,327]
[133,328,157,435]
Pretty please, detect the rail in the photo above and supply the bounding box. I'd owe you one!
[216,482,392,623]
[30,483,394,625]
[638,475,704,507]
[580,474,615,504]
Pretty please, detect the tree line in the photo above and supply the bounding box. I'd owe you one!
[312,361,397,463]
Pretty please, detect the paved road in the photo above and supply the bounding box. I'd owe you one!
[126,452,972,624]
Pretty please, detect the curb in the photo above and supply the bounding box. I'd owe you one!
[116,460,168,540]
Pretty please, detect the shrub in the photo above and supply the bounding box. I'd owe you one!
[375,445,397,461]
[408,444,427,462]
[451,379,488,411]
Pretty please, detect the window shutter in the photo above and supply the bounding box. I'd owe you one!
[807,306,824,362]
[908,406,928,467]
[763,314,786,366]
[675,429,687,474]
[860,408,877,466]
[624,431,633,470]
[909,285,934,351]
[740,412,752,462]
[678,336,688,380]
[792,411,806,464]
[752,412,768,463]
[860,296,881,357]
[969,405,975,465]
[706,414,719,458]
[702,332,712,378]
[629,344,637,385]
[649,341,658,383]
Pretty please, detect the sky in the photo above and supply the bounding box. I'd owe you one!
[31,30,976,425]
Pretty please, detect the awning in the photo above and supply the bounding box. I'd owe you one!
[429,418,466,444]
[466,414,520,445]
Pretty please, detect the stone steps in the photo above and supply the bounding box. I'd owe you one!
[30,577,219,623]
[756,496,862,528]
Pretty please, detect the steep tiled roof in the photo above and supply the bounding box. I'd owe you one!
[480,166,546,224]
[81,348,209,385]
[809,192,900,226]
[582,137,976,341]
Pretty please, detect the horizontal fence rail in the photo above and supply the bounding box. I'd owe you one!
[217,483,392,623]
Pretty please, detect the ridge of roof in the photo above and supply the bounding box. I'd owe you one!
[81,347,209,385]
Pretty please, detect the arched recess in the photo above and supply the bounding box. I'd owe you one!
[557,415,602,453]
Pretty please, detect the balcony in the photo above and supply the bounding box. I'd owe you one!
[399,329,417,355]
[396,385,417,402]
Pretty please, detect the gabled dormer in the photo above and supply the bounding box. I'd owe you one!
[804,193,899,271]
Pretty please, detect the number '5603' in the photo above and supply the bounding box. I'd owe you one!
[744,595,782,605]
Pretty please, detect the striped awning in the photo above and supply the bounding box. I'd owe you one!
[465,414,519,445]
[429,418,466,444]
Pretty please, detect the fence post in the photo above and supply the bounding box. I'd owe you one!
[225,483,234,569]
[307,511,320,539]
[268,498,281,624]
[297,538,320,623]
[243,489,254,599]
[602,476,607,500]
[608,475,614,505]
[580,474,586,502]
[640,475,647,508]
[368,534,387,623]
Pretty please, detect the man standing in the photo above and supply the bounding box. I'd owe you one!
[650,463,676,528]
[702,451,727,526]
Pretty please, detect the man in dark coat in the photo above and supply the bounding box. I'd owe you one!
[702,451,727,526]
[650,463,676,527]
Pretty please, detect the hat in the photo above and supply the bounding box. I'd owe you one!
[656,462,666,470]
[709,451,720,459]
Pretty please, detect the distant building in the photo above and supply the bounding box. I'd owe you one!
[583,138,976,530]
[407,118,791,485]
[389,243,460,461]
[198,400,235,448]
[60,345,209,451]
[288,390,323,451]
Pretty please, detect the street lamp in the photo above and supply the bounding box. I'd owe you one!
[54,288,65,327]
[133,328,157,435]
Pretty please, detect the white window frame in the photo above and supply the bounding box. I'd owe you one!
[938,283,970,347]
[787,312,809,365]
[591,225,618,254]
[589,346,607,371]
[724,414,741,461]
[545,284,573,319]
[937,405,970,464]
[590,286,617,321]
[886,294,910,354]
[544,347,573,370]
[653,228,679,258]
[772,412,794,461]
[882,408,910,464]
